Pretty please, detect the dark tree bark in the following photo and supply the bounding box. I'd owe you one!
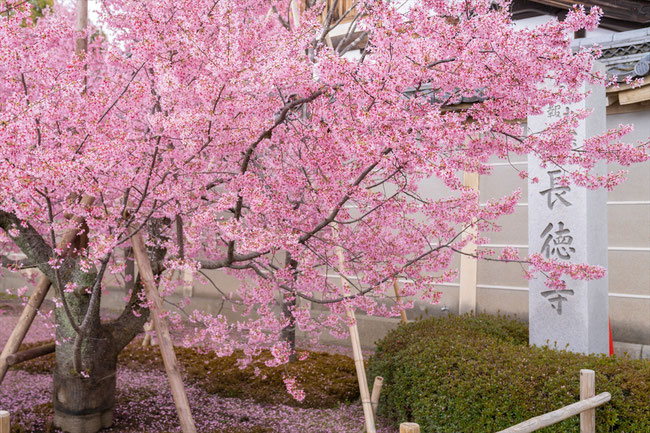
[1,212,169,433]
[280,253,298,362]
[53,291,118,433]
[51,256,151,433]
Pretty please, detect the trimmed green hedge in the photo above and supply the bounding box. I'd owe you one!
[367,314,650,433]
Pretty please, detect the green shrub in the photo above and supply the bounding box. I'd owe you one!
[367,314,650,433]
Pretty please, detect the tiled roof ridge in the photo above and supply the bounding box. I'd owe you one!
[571,28,650,82]
[571,27,650,50]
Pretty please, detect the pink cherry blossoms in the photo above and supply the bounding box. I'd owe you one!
[0,0,648,371]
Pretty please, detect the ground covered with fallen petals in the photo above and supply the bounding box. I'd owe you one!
[0,310,393,433]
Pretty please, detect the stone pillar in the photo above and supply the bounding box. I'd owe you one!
[459,171,479,315]
[527,63,609,355]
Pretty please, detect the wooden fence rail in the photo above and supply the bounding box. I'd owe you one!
[496,392,611,433]
[398,369,609,433]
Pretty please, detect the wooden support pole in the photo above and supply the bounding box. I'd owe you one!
[580,369,596,433]
[0,410,9,433]
[290,0,301,28]
[130,230,197,433]
[370,376,383,415]
[346,306,376,433]
[0,278,52,384]
[0,195,94,385]
[400,422,420,433]
[335,246,376,433]
[75,0,88,56]
[6,342,55,367]
[496,393,611,433]
[142,322,153,347]
[392,279,408,325]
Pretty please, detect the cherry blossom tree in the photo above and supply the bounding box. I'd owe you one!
[0,0,647,431]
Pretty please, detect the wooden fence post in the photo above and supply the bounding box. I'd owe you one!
[0,410,9,433]
[580,369,596,433]
[400,422,420,433]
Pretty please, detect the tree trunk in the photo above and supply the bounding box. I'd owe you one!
[280,295,297,359]
[280,254,298,362]
[1,210,162,432]
[52,270,149,433]
[53,340,118,433]
[52,290,119,433]
[52,224,164,432]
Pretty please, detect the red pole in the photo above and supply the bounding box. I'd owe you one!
[608,318,614,357]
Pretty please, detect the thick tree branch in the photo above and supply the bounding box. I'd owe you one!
[0,210,56,282]
[0,255,37,269]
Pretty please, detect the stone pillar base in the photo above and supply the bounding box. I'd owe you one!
[54,408,113,433]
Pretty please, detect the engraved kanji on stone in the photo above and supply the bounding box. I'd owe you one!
[546,104,569,118]
[541,289,575,315]
[540,222,575,260]
[540,169,572,209]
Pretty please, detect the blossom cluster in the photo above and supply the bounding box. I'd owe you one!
[0,0,647,376]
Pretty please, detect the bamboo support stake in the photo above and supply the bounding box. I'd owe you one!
[142,322,153,347]
[0,411,8,433]
[290,0,301,28]
[496,393,611,433]
[392,279,408,325]
[400,422,420,433]
[130,230,197,433]
[370,376,383,415]
[335,246,376,433]
[0,278,51,384]
[0,195,94,385]
[580,369,596,433]
[75,0,88,56]
[6,342,55,366]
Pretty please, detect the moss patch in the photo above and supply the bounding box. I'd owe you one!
[118,343,360,408]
